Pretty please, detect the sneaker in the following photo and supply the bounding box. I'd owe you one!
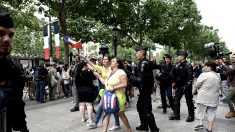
[86,121,93,126]
[109,125,121,131]
[225,111,235,118]
[88,123,97,129]
[193,124,204,130]
[220,98,226,103]
[81,118,87,123]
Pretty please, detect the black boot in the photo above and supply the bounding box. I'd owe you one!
[146,113,159,132]
[136,125,149,131]
[186,116,194,122]
[169,114,180,120]
[151,128,160,132]
[70,106,79,112]
[163,108,167,114]
[20,130,29,132]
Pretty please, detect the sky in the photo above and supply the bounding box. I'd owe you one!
[195,0,235,52]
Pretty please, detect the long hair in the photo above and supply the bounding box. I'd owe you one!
[113,57,125,70]
[103,55,112,61]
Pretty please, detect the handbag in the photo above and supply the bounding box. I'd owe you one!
[60,79,64,85]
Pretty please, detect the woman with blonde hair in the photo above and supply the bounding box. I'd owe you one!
[80,55,121,130]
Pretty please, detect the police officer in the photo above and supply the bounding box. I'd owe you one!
[0,11,29,132]
[169,51,195,122]
[130,46,159,132]
[154,54,174,114]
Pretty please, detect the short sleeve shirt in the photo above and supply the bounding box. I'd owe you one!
[93,65,111,80]
[105,69,126,90]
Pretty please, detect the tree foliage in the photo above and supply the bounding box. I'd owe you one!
[1,0,44,59]
[1,0,229,63]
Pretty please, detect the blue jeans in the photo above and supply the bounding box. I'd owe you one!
[36,80,46,103]
[63,84,70,98]
[95,97,120,126]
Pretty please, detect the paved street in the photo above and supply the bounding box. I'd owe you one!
[25,90,235,132]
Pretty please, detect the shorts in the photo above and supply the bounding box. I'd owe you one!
[78,87,95,103]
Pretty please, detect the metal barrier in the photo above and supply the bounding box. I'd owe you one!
[24,81,36,99]
[0,107,6,132]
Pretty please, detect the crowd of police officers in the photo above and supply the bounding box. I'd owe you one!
[130,47,195,132]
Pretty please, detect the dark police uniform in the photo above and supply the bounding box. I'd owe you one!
[154,56,174,113]
[170,51,194,122]
[0,56,29,132]
[130,46,159,132]
[0,11,29,132]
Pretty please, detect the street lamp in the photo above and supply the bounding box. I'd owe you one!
[112,26,118,56]
[99,43,109,57]
[37,2,53,64]
[69,52,73,65]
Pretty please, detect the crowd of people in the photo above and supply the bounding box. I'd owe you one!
[1,11,235,132]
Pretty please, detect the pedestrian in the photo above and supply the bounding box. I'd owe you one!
[154,54,174,114]
[35,62,48,103]
[70,55,81,112]
[93,57,132,132]
[193,61,221,132]
[129,46,159,132]
[81,55,121,131]
[218,55,235,118]
[48,62,58,100]
[124,60,133,107]
[0,11,29,132]
[75,61,97,125]
[62,65,70,98]
[170,51,195,122]
[56,66,63,98]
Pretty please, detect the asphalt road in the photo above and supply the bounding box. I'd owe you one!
[24,90,235,132]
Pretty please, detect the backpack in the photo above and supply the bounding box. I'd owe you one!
[102,91,119,114]
[34,66,41,81]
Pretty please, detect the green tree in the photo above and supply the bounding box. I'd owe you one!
[1,0,45,59]
[73,0,168,48]
[190,25,228,60]
[13,28,44,58]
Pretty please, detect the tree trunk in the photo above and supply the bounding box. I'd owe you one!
[139,30,143,46]
[58,3,69,64]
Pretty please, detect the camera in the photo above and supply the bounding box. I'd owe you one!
[204,43,232,59]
